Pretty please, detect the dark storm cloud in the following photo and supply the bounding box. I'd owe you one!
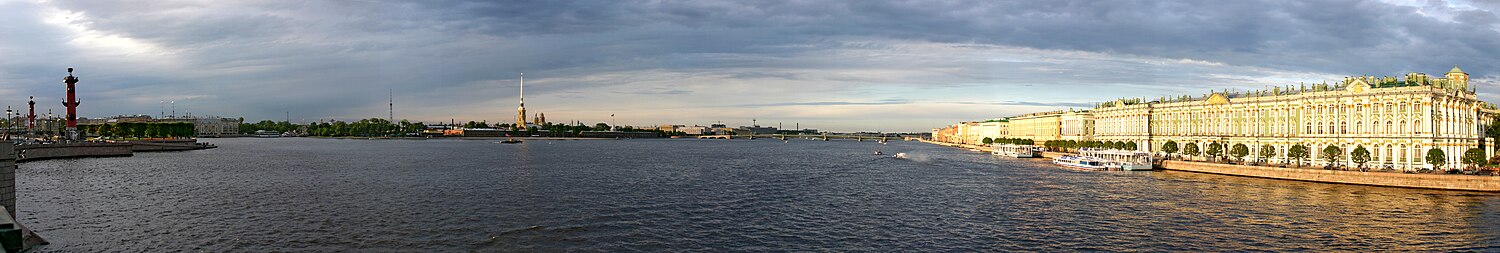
[3,0,1497,131]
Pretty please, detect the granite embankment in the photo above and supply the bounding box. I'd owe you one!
[920,139,1500,192]
[15,143,132,162]
[1159,160,1500,192]
[120,139,218,152]
[14,140,215,162]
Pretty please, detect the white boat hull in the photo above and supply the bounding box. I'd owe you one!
[1052,157,1107,170]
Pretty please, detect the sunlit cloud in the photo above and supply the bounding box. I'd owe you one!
[0,0,1496,132]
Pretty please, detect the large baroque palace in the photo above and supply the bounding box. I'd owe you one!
[934,66,1498,170]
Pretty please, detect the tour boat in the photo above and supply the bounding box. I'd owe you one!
[1079,148,1154,171]
[1052,155,1108,170]
[252,130,281,138]
[991,144,1039,158]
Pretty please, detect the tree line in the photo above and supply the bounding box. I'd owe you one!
[981,137,1034,145]
[241,118,681,137]
[1159,140,1489,173]
[1041,140,1138,151]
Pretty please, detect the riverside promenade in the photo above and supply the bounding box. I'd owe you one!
[1158,160,1500,192]
[919,139,1500,192]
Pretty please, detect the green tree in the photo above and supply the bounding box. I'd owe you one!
[1322,145,1343,168]
[1126,141,1138,151]
[1351,145,1371,170]
[1185,142,1200,158]
[982,137,994,144]
[1288,144,1309,167]
[1206,142,1223,160]
[1488,118,1500,151]
[1230,143,1249,162]
[1426,148,1447,171]
[1162,140,1179,159]
[1463,147,1486,170]
[1258,144,1276,163]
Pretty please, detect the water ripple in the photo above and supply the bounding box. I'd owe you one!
[13,138,1500,251]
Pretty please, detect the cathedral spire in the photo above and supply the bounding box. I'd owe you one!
[516,73,527,129]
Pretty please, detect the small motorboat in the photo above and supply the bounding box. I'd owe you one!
[893,153,909,159]
[501,139,523,144]
[874,150,884,155]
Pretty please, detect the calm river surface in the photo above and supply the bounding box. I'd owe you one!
[16,138,1500,251]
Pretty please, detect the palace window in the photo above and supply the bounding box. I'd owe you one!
[1385,145,1392,162]
[1400,145,1407,162]
[1341,121,1347,134]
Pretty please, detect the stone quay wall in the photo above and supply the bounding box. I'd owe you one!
[0,144,13,218]
[15,143,132,162]
[122,140,216,152]
[1160,160,1500,192]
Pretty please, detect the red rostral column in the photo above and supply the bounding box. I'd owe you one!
[26,96,34,130]
[63,68,80,135]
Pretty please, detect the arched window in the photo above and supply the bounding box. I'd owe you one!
[1384,145,1392,163]
[1341,121,1347,134]
[1386,121,1392,134]
[1400,121,1406,133]
[1356,121,1362,133]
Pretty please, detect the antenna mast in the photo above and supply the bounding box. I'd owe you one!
[393,88,399,122]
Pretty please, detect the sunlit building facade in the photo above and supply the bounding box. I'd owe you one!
[1091,67,1490,170]
[933,66,1495,170]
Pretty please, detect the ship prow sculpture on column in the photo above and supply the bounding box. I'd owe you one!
[62,68,80,142]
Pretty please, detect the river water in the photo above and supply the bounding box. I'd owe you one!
[15,138,1500,251]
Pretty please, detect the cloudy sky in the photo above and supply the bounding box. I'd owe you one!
[2,0,1500,132]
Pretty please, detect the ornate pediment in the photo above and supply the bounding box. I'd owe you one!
[1349,78,1370,93]
[1206,93,1229,105]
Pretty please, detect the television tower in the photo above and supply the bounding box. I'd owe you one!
[393,89,399,123]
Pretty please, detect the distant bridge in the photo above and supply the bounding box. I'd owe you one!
[697,134,918,142]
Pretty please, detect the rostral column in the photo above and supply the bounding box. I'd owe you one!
[26,96,34,130]
[62,68,80,140]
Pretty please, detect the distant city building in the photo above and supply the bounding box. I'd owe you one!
[157,116,242,137]
[709,123,735,135]
[736,125,777,135]
[79,115,241,136]
[656,124,685,133]
[678,125,709,135]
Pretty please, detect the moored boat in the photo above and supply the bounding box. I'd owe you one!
[1080,148,1154,171]
[991,144,1039,158]
[1052,155,1108,170]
